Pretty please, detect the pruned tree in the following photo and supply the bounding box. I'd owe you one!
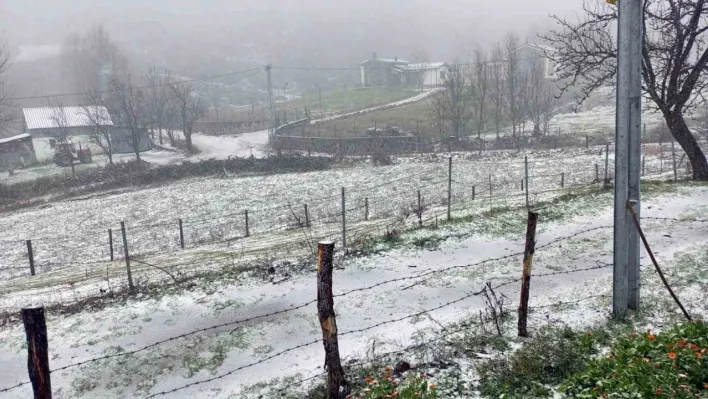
[170,82,206,153]
[0,43,13,132]
[107,74,148,162]
[491,43,506,138]
[504,33,524,138]
[471,48,490,138]
[427,63,471,141]
[544,0,708,179]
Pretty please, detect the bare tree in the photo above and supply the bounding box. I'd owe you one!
[170,82,206,153]
[504,33,524,138]
[471,48,490,138]
[0,43,12,132]
[490,43,506,138]
[408,49,430,90]
[427,63,471,140]
[80,97,115,165]
[544,0,708,179]
[107,74,148,162]
[526,56,557,136]
[46,103,77,174]
[145,67,171,145]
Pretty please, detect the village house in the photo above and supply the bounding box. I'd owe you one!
[360,53,448,88]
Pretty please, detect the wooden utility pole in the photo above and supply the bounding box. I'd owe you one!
[22,306,51,399]
[120,222,135,293]
[316,242,349,399]
[517,211,538,337]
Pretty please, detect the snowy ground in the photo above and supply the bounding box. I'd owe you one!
[0,144,691,313]
[0,183,705,398]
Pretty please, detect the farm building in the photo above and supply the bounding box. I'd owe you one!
[395,62,448,88]
[0,133,36,169]
[22,106,150,162]
[360,54,448,88]
[510,43,558,79]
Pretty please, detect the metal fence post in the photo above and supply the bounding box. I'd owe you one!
[604,143,610,187]
[364,198,369,221]
[472,185,476,201]
[561,172,565,188]
[524,155,529,209]
[417,189,423,227]
[245,210,250,237]
[671,140,677,181]
[120,221,135,293]
[304,204,310,228]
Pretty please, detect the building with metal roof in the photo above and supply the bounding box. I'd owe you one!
[22,106,113,131]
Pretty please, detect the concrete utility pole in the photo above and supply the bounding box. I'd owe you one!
[613,0,643,318]
[266,64,275,146]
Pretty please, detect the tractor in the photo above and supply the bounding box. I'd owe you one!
[53,141,92,167]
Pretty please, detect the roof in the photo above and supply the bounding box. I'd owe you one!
[511,43,557,55]
[22,106,113,130]
[360,58,409,65]
[402,62,446,71]
[0,133,31,144]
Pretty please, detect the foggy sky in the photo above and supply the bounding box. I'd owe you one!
[2,0,582,61]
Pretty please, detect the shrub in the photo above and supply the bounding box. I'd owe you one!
[348,366,439,399]
[560,321,708,398]
[476,325,598,397]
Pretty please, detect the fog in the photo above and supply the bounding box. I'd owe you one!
[0,0,582,107]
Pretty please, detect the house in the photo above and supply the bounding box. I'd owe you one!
[510,43,558,79]
[360,53,410,87]
[22,106,150,162]
[394,62,449,88]
[360,53,449,88]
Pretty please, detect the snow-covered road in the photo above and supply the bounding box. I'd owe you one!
[0,185,706,398]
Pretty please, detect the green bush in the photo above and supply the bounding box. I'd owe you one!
[347,366,439,399]
[560,321,708,398]
[476,325,598,397]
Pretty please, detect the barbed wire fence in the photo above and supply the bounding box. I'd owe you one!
[1,205,706,398]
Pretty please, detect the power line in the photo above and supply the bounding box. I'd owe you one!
[5,68,263,102]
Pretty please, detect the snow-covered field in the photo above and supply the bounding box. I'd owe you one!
[0,143,690,312]
[0,182,705,398]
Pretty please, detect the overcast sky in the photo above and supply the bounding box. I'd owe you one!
[2,0,582,54]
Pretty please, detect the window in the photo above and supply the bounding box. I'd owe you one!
[49,139,56,149]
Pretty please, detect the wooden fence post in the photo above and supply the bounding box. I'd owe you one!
[364,198,369,221]
[27,240,35,276]
[417,190,423,227]
[488,174,493,212]
[642,155,646,177]
[585,135,589,149]
[341,188,346,249]
[120,222,135,293]
[472,185,476,201]
[671,140,678,181]
[520,178,524,191]
[304,204,310,228]
[21,306,51,399]
[447,156,452,221]
[245,210,250,237]
[178,219,185,249]
[517,211,538,337]
[108,229,114,261]
[604,143,610,187]
[595,163,599,183]
[561,172,565,188]
[317,242,349,399]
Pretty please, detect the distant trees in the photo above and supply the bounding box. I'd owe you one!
[470,48,489,138]
[107,74,149,163]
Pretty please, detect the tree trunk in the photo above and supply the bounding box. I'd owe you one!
[666,111,708,180]
[185,131,193,153]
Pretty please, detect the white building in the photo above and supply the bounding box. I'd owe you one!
[359,53,448,88]
[394,62,449,88]
[22,106,114,163]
